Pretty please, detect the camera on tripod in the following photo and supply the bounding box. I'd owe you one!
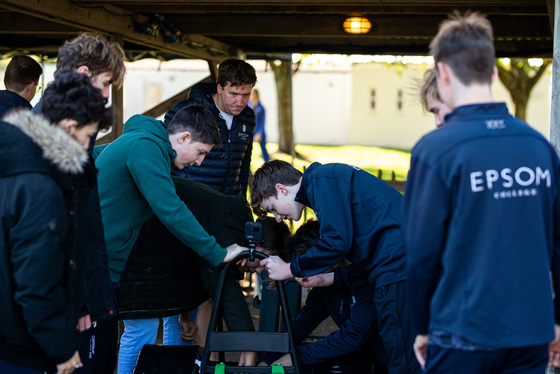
[245,221,264,260]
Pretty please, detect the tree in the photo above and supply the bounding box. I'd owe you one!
[496,58,551,121]
[269,57,301,156]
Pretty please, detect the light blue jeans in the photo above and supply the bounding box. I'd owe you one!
[117,312,195,374]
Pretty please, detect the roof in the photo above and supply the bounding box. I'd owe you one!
[0,0,553,61]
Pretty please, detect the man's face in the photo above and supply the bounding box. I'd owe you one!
[260,191,304,222]
[69,122,99,149]
[90,71,113,98]
[426,95,452,128]
[215,83,252,116]
[172,139,213,170]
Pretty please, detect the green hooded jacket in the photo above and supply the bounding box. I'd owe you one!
[95,115,226,282]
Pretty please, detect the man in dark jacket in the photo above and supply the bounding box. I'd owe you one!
[251,160,420,374]
[164,57,257,197]
[0,55,42,118]
[0,72,112,374]
[403,13,560,373]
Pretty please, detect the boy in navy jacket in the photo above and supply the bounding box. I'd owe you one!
[252,218,388,373]
[403,12,560,373]
[251,160,420,373]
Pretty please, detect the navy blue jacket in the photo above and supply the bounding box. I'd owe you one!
[403,103,560,348]
[164,83,255,197]
[290,163,406,288]
[0,90,31,118]
[261,283,385,367]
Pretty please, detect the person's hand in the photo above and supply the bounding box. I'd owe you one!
[549,324,560,367]
[260,256,292,281]
[413,334,429,369]
[178,313,198,342]
[295,273,334,288]
[223,244,246,263]
[253,134,263,143]
[56,351,81,374]
[238,351,257,366]
[273,353,292,367]
[76,314,92,332]
[241,257,266,274]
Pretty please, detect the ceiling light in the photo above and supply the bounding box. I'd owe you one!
[343,16,371,34]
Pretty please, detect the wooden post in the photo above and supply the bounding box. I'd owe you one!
[111,34,124,140]
[550,0,560,155]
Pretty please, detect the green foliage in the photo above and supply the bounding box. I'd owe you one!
[251,143,410,180]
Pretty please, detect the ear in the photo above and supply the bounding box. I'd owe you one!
[436,61,451,86]
[24,82,35,95]
[490,65,498,84]
[75,65,91,76]
[275,183,287,195]
[178,131,192,144]
[58,118,78,134]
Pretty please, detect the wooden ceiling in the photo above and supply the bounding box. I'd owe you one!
[0,0,554,61]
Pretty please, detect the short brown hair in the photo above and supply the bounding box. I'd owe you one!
[4,55,42,92]
[217,57,257,88]
[420,68,440,112]
[251,160,302,217]
[167,104,222,147]
[55,32,125,87]
[430,12,495,85]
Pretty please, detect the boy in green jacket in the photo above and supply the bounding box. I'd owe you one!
[95,104,246,284]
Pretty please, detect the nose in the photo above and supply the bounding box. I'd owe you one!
[102,86,111,98]
[194,154,207,166]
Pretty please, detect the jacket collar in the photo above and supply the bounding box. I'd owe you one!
[295,162,322,207]
[3,109,88,174]
[446,102,509,123]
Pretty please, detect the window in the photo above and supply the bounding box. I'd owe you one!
[370,88,376,110]
[396,88,403,111]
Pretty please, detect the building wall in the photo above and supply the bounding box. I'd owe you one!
[349,63,552,149]
[2,58,551,150]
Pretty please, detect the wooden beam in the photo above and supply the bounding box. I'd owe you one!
[1,0,238,62]
[111,33,124,138]
[0,13,78,34]
[142,75,214,118]
[164,14,551,39]
[74,0,543,5]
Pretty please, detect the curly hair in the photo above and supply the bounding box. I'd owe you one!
[41,71,112,131]
[55,32,125,88]
[258,218,320,262]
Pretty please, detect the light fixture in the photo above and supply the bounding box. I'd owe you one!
[343,16,372,34]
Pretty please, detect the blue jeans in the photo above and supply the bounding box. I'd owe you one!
[118,312,196,374]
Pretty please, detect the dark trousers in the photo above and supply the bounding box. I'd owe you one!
[425,344,548,374]
[75,285,120,374]
[374,280,421,374]
[75,316,119,374]
[0,358,45,374]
